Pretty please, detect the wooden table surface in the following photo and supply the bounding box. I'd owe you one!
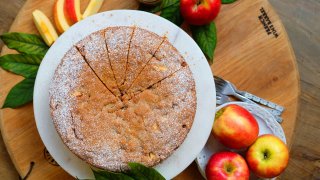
[0,0,319,179]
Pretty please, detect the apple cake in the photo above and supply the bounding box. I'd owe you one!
[49,26,196,172]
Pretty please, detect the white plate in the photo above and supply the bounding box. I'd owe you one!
[33,10,216,179]
[196,102,286,179]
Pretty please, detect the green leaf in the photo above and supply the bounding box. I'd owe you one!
[2,78,35,108]
[160,0,183,26]
[222,0,237,4]
[138,0,183,26]
[92,169,134,180]
[0,54,43,65]
[138,3,162,13]
[191,22,217,63]
[139,0,178,13]
[127,162,165,180]
[0,32,49,56]
[0,54,42,77]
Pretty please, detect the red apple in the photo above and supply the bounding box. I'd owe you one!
[65,0,82,24]
[212,104,259,149]
[180,0,221,25]
[246,134,289,178]
[53,0,71,33]
[206,151,249,180]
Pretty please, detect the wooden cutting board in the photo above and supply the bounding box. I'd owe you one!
[0,0,299,179]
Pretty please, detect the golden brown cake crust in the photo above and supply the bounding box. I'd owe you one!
[119,67,196,167]
[49,27,196,172]
[105,26,134,86]
[76,30,121,97]
[119,27,164,92]
[126,39,185,95]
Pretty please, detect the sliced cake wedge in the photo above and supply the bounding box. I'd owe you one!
[49,46,124,171]
[119,27,164,93]
[76,30,121,97]
[118,67,196,167]
[105,26,134,87]
[125,39,186,97]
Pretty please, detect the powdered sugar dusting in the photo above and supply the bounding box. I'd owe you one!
[129,67,196,164]
[49,46,126,171]
[49,47,84,140]
[127,39,184,94]
[50,26,196,172]
[131,28,163,55]
[76,30,120,97]
[120,27,164,92]
[105,27,134,86]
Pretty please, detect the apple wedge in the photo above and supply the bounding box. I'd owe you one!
[32,10,59,46]
[65,0,82,24]
[53,0,71,33]
[82,0,104,19]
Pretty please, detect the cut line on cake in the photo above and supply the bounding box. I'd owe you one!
[122,37,166,95]
[118,30,166,95]
[74,46,120,100]
[120,26,136,88]
[75,30,121,97]
[105,26,135,88]
[126,66,185,100]
[103,29,120,97]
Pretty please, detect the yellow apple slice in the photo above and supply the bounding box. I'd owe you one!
[53,0,71,33]
[65,0,82,24]
[32,10,59,46]
[82,0,104,19]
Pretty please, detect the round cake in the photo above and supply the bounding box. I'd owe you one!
[49,26,196,171]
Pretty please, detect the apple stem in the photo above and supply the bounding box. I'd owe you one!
[214,108,225,120]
